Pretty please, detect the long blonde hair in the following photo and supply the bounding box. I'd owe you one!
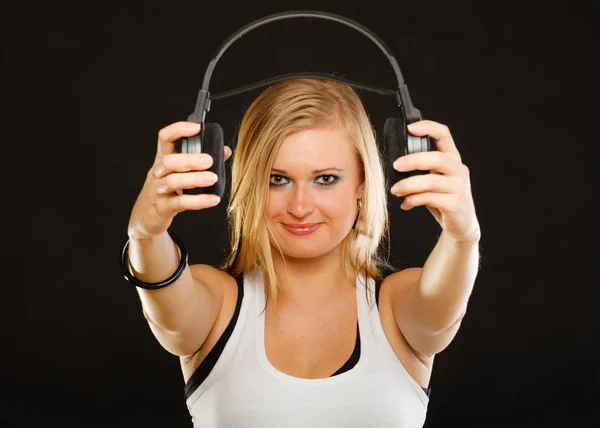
[221,78,392,308]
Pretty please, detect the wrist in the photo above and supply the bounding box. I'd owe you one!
[442,228,481,247]
[121,230,188,290]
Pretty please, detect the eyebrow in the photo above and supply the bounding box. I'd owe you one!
[271,168,344,175]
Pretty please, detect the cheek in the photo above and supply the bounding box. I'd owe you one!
[316,192,356,221]
[265,193,284,219]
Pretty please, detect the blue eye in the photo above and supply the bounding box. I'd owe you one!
[315,174,339,186]
[269,174,289,187]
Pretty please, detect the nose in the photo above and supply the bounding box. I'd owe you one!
[286,185,315,219]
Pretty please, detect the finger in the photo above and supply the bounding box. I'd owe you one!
[152,153,214,179]
[390,173,462,197]
[393,151,466,176]
[156,171,219,195]
[167,193,221,213]
[157,121,201,156]
[407,120,460,158]
[400,191,455,211]
[224,145,233,161]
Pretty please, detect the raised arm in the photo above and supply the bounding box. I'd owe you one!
[124,121,232,357]
[388,120,481,357]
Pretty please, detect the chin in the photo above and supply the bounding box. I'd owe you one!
[269,226,343,260]
[274,245,330,260]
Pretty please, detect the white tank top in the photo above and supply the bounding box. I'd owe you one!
[185,269,430,427]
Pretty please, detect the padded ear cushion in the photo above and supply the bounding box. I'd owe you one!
[384,117,432,188]
[177,122,226,198]
[199,122,226,198]
[383,117,408,185]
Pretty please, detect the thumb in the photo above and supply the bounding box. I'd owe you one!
[224,145,233,161]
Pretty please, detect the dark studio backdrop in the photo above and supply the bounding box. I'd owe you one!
[9,0,599,426]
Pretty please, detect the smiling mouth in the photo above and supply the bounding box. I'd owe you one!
[282,223,322,235]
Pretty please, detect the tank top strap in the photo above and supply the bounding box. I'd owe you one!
[354,274,378,359]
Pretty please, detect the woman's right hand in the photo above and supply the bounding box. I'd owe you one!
[127,121,232,240]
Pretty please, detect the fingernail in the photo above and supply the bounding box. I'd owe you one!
[393,157,406,170]
[204,172,218,184]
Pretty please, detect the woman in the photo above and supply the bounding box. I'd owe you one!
[123,78,481,427]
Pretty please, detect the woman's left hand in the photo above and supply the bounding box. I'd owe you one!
[390,120,481,243]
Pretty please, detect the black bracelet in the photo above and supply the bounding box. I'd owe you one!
[121,230,188,290]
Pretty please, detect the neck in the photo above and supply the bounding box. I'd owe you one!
[270,246,355,308]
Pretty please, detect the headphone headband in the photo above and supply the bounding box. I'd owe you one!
[189,10,420,124]
[178,10,434,199]
[202,10,405,91]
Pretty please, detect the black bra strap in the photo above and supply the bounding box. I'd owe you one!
[375,277,382,308]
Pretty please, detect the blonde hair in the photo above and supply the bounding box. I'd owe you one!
[221,78,392,308]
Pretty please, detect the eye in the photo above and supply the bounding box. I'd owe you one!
[315,174,339,186]
[269,174,289,187]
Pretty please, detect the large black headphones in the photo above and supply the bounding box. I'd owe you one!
[175,10,435,198]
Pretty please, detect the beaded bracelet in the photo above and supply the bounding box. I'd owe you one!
[121,230,188,290]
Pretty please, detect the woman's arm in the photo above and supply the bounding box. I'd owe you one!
[127,231,225,357]
[388,119,481,356]
[390,231,480,357]
[124,121,232,357]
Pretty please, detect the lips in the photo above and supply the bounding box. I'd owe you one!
[282,222,322,236]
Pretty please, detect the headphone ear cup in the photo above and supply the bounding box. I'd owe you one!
[176,122,226,198]
[384,117,433,188]
[406,129,434,157]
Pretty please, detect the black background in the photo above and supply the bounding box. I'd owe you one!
[9,0,599,426]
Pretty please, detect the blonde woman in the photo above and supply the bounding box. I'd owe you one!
[123,78,481,427]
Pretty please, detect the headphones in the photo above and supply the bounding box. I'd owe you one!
[175,10,435,198]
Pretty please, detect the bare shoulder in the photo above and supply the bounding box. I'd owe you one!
[380,267,423,303]
[189,263,239,301]
[378,267,423,325]
[380,265,463,360]
[180,264,240,381]
[377,267,435,371]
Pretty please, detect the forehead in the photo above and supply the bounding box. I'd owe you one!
[273,126,356,170]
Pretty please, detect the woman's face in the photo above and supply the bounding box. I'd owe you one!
[266,125,364,260]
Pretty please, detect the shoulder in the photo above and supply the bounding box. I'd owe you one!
[376,267,434,365]
[377,267,423,323]
[189,263,240,301]
[379,267,423,302]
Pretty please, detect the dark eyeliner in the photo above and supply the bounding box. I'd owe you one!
[269,174,289,187]
[316,174,340,186]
